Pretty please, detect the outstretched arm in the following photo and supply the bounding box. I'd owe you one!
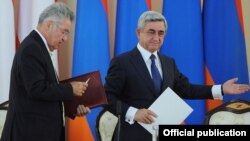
[222,77,250,95]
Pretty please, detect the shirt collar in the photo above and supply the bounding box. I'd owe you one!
[137,43,158,62]
[34,29,53,57]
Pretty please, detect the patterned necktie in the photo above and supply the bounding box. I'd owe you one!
[150,54,162,95]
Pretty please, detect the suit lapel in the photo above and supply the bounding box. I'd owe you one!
[158,53,171,92]
[31,30,58,83]
[129,48,156,94]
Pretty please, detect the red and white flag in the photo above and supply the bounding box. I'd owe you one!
[0,0,15,103]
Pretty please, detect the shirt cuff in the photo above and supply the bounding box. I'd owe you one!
[212,85,223,100]
[125,106,138,124]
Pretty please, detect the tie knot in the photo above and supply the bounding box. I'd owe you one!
[150,54,156,61]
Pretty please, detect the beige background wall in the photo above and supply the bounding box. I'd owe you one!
[57,0,250,80]
[242,0,250,74]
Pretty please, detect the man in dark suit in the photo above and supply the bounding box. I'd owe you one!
[104,11,250,141]
[1,2,90,141]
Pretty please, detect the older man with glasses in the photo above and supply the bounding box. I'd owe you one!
[1,2,90,141]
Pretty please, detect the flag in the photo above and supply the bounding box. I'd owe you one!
[69,0,110,140]
[161,0,205,124]
[0,0,15,103]
[203,0,250,110]
[17,0,58,72]
[114,0,151,55]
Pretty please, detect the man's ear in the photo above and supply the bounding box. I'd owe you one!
[136,29,141,36]
[45,20,54,30]
[136,29,143,40]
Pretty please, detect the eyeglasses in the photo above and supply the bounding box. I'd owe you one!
[53,22,70,37]
[145,29,165,37]
[58,26,70,36]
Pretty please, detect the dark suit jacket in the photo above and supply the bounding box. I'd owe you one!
[1,30,73,141]
[104,47,213,141]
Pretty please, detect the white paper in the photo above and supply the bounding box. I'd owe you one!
[138,87,193,135]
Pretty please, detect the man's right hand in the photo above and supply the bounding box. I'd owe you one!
[70,81,88,96]
[76,105,90,116]
[134,108,157,124]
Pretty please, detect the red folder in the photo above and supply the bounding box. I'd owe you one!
[61,70,108,117]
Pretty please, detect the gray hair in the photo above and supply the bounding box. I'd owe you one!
[137,11,167,30]
[38,2,74,24]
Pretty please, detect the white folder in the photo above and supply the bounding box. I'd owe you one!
[138,87,193,135]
